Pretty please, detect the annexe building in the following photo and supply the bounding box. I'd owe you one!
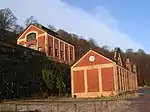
[17,23,75,65]
[71,48,138,98]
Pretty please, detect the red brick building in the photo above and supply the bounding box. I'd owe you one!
[71,49,138,98]
[17,23,75,65]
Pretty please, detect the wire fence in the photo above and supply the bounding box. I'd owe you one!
[0,92,139,112]
[0,99,138,112]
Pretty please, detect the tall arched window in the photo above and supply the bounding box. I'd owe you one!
[26,33,36,42]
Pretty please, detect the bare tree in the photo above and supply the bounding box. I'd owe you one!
[13,25,24,34]
[137,49,145,54]
[126,48,133,54]
[47,24,57,31]
[0,8,17,41]
[0,8,17,31]
[24,16,38,27]
[101,45,110,51]
[88,38,98,49]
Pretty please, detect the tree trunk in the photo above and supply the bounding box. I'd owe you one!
[58,88,61,97]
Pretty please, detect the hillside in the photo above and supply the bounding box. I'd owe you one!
[56,29,149,86]
[1,8,150,90]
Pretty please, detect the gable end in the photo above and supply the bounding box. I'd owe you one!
[72,50,113,68]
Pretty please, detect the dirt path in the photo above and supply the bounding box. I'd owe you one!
[0,100,138,112]
[2,88,150,112]
[126,88,150,112]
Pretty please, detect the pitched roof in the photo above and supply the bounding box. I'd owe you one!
[18,23,74,46]
[32,23,74,46]
[125,57,135,72]
[71,49,114,68]
[114,47,125,67]
[71,48,115,66]
[97,50,114,61]
[71,48,135,72]
[33,23,58,37]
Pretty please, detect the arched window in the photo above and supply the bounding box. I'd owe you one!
[26,33,36,42]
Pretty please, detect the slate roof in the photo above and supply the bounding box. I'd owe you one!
[25,23,74,46]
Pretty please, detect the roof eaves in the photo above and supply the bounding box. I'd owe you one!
[17,24,32,39]
[33,23,74,46]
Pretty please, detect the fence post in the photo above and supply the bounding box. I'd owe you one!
[27,103,29,112]
[105,101,108,110]
[74,104,77,112]
[57,104,60,112]
[0,103,3,111]
[98,101,102,111]
[15,103,17,111]
[108,100,112,111]
[93,102,96,112]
